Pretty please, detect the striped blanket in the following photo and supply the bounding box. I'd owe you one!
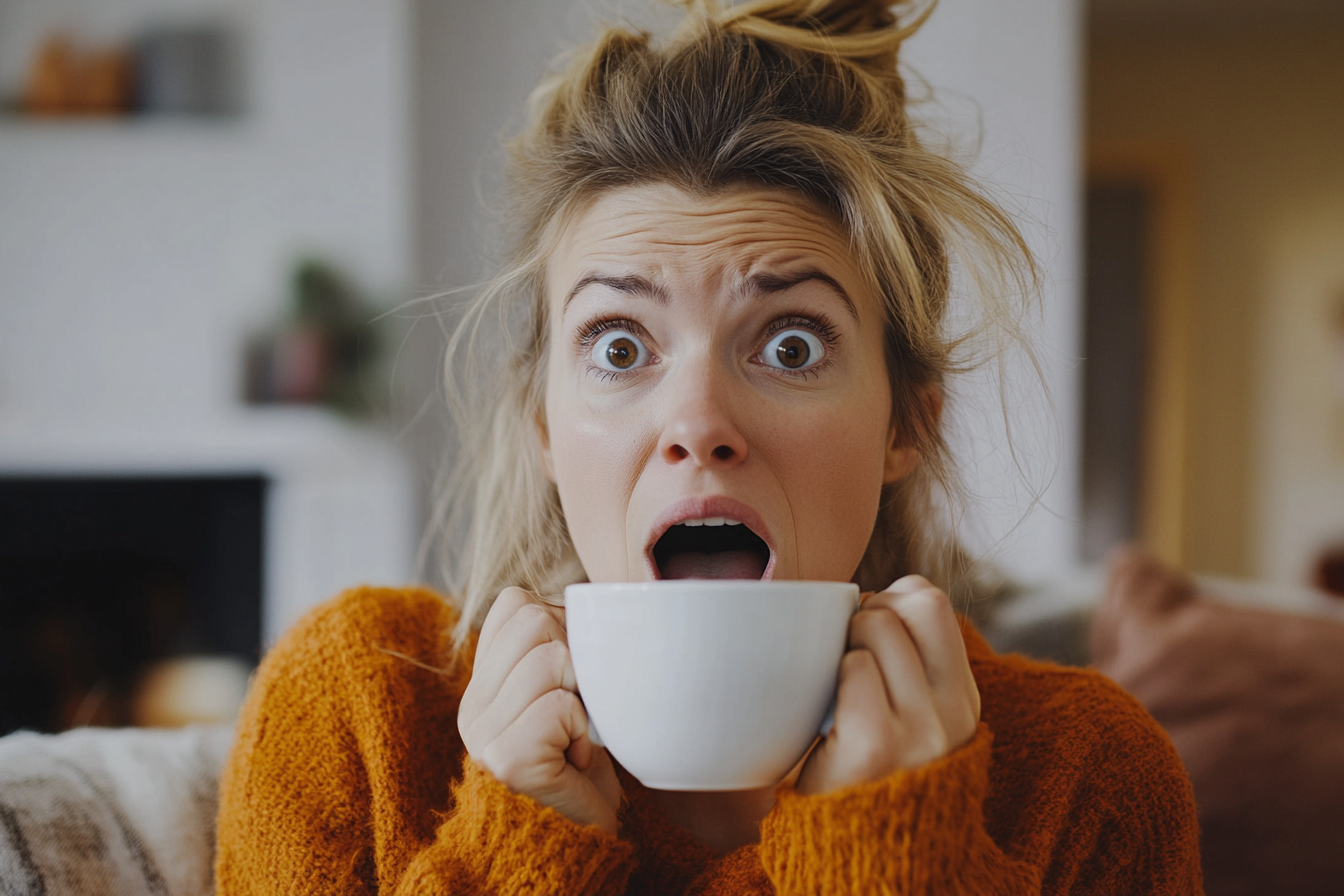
[0,725,232,896]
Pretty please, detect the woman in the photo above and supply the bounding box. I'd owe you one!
[215,1,1203,893]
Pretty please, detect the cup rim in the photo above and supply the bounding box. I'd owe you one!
[563,579,860,603]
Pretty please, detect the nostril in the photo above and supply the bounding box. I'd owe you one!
[669,444,689,460]
[712,445,735,461]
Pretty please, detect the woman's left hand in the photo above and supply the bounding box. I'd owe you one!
[796,575,981,796]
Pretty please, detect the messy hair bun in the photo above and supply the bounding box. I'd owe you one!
[439,0,1037,645]
[682,0,920,66]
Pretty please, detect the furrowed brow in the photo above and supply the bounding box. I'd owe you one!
[743,270,859,322]
[563,273,669,312]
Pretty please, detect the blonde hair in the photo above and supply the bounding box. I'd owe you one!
[436,0,1038,648]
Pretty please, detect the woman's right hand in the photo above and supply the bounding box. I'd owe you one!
[457,587,622,834]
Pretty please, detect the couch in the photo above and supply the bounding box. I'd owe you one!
[3,553,1343,895]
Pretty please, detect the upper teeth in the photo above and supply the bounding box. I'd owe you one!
[678,517,741,527]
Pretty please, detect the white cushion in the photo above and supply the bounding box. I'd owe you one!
[0,725,232,896]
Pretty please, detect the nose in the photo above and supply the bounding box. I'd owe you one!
[656,367,748,468]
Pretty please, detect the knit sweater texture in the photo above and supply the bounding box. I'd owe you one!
[215,586,1203,895]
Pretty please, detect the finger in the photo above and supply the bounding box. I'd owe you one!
[565,734,593,771]
[478,688,594,795]
[797,649,890,794]
[868,586,980,742]
[469,639,577,745]
[831,648,890,732]
[882,574,935,595]
[474,587,535,670]
[847,606,941,728]
[468,600,568,711]
[867,586,971,693]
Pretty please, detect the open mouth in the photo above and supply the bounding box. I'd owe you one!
[651,518,772,580]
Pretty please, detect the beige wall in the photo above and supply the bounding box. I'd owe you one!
[1089,26,1344,580]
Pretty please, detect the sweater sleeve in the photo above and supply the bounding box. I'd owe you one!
[755,696,1203,896]
[214,587,637,896]
[395,758,636,895]
[758,724,1041,895]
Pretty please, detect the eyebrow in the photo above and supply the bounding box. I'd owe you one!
[561,268,859,321]
[739,270,858,322]
[563,274,669,311]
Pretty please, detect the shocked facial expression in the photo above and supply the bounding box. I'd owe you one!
[540,183,917,584]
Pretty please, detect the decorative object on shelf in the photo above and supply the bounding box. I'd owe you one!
[14,22,241,119]
[22,33,133,117]
[243,259,385,417]
[135,23,243,117]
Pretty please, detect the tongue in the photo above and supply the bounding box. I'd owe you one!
[661,550,766,580]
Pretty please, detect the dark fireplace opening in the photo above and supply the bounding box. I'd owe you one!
[0,475,265,735]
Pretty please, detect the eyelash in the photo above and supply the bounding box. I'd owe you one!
[574,313,841,379]
[760,313,841,379]
[576,317,650,381]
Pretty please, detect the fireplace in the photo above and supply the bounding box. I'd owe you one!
[0,411,418,736]
[0,475,265,734]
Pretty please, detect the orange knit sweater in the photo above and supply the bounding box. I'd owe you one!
[215,586,1203,895]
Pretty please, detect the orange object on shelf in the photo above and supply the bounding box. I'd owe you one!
[22,35,74,115]
[21,32,133,117]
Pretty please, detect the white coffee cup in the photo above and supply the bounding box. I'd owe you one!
[564,580,860,791]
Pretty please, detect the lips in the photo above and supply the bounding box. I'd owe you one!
[646,497,776,580]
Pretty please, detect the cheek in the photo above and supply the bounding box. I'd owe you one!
[773,408,889,504]
[544,388,653,574]
[761,386,892,575]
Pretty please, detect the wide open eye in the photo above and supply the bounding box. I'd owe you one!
[591,329,650,372]
[762,328,825,371]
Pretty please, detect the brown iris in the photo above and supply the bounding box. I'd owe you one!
[775,334,810,369]
[606,336,639,369]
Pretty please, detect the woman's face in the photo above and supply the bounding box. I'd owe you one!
[541,183,917,583]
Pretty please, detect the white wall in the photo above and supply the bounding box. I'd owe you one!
[0,0,412,425]
[904,0,1084,580]
[0,0,419,633]
[415,0,1085,582]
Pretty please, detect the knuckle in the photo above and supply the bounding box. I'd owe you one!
[537,687,580,717]
[495,586,531,613]
[894,588,955,633]
[514,602,558,639]
[854,606,904,640]
[917,587,952,612]
[527,639,571,681]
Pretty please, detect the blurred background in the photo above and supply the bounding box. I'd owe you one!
[1,0,1343,733]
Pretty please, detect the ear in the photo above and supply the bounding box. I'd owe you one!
[882,439,920,485]
[536,410,556,483]
[882,385,943,485]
